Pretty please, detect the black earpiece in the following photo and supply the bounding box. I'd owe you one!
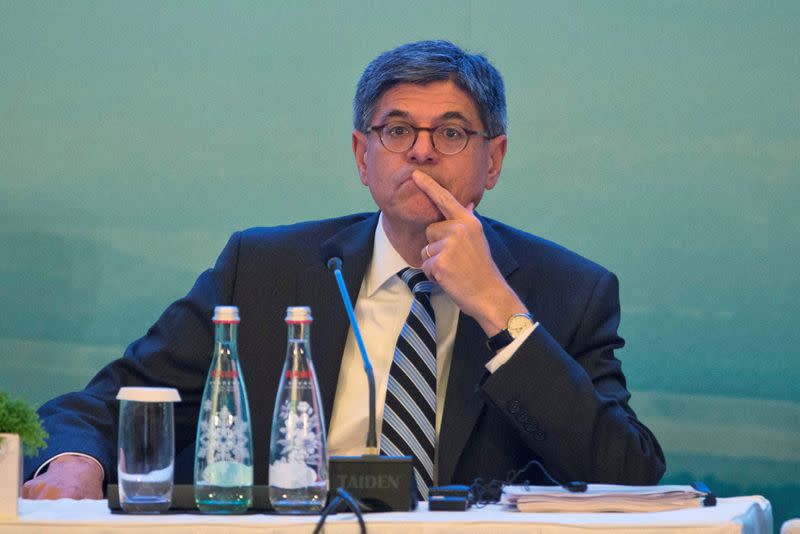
[562,480,588,493]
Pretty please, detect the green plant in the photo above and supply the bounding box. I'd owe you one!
[0,391,48,457]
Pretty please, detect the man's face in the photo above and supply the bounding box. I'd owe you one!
[352,80,507,234]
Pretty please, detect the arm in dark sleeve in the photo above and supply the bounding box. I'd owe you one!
[480,270,665,485]
[24,232,244,482]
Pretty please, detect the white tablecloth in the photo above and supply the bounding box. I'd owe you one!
[0,496,772,533]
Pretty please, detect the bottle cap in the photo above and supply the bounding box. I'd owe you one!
[116,387,181,402]
[285,306,313,323]
[213,305,240,324]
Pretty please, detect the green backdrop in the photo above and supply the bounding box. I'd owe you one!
[1,1,797,527]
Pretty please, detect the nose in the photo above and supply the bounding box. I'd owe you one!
[407,130,438,164]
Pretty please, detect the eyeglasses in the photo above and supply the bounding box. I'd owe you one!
[368,121,490,155]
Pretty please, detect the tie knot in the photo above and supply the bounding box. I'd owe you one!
[399,268,433,295]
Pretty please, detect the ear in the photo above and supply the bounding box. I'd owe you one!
[484,134,507,190]
[352,130,368,184]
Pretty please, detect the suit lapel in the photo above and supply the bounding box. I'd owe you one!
[296,213,379,431]
[438,215,519,484]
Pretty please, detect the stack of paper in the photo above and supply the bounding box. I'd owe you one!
[501,484,711,513]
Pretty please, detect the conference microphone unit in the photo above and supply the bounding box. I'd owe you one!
[325,255,417,512]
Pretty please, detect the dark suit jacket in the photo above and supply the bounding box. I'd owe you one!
[26,212,665,487]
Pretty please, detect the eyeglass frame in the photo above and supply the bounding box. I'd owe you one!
[367,122,492,155]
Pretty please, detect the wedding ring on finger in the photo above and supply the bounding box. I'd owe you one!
[424,244,432,260]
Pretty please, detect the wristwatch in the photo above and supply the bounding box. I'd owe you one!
[486,312,534,352]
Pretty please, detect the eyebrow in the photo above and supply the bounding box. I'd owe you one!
[377,109,473,126]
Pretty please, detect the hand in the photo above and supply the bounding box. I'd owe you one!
[411,170,528,336]
[22,454,104,500]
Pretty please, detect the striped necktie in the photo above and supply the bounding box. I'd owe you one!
[380,267,437,500]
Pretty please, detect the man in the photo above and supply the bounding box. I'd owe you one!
[23,40,665,500]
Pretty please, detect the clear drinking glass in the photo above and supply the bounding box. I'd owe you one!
[116,387,181,513]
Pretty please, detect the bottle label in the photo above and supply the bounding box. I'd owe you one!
[211,370,239,379]
[284,369,313,380]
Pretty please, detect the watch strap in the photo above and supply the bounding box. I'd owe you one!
[486,328,515,352]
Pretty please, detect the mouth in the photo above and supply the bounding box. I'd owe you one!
[404,182,445,219]
[405,169,450,193]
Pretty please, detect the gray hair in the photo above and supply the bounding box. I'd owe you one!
[354,40,506,137]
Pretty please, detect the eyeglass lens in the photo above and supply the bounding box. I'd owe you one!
[380,122,470,155]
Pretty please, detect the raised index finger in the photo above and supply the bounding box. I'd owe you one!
[411,170,470,220]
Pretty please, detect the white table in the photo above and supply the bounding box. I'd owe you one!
[0,496,772,533]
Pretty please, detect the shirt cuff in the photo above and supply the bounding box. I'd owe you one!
[484,321,539,374]
[33,452,105,479]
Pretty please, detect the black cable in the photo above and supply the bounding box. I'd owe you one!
[313,495,342,533]
[470,459,587,507]
[313,487,367,534]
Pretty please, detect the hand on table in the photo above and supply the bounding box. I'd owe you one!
[22,454,104,500]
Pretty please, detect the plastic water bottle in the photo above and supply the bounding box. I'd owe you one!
[269,306,328,513]
[194,305,254,513]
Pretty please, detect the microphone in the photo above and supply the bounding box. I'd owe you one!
[325,255,416,512]
[326,257,377,451]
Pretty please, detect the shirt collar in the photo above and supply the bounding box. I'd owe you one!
[363,212,410,298]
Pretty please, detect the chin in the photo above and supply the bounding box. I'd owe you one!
[385,205,440,229]
[407,200,443,223]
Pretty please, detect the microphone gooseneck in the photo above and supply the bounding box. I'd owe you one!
[327,256,378,451]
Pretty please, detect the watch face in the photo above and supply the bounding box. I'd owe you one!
[507,314,533,337]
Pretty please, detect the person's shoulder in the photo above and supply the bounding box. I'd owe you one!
[481,215,610,277]
[231,213,375,256]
